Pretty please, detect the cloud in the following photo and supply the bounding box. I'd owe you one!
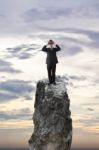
[87,108,94,111]
[66,46,83,55]
[0,92,18,101]
[39,27,99,50]
[62,74,87,81]
[22,1,99,24]
[78,117,99,127]
[0,59,21,73]
[0,14,6,19]
[73,106,99,134]
[65,28,99,49]
[61,74,87,87]
[0,108,32,121]
[84,2,99,18]
[58,45,83,57]
[5,44,41,59]
[28,32,84,56]
[70,2,99,19]
[94,96,99,100]
[0,79,34,103]
[23,7,72,22]
[82,101,99,106]
[66,28,99,49]
[69,75,86,81]
[0,0,99,37]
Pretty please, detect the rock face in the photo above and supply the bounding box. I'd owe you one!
[29,78,72,150]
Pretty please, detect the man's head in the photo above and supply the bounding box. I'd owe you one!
[48,39,54,45]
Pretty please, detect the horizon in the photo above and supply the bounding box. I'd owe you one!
[0,0,99,149]
[0,148,99,150]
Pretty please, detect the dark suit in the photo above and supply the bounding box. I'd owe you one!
[42,44,61,83]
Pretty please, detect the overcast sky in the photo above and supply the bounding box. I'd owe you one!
[0,0,99,149]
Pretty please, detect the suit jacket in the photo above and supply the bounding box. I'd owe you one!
[42,44,61,65]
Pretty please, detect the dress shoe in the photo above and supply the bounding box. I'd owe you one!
[53,82,56,85]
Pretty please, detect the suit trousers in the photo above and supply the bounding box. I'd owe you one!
[47,64,56,83]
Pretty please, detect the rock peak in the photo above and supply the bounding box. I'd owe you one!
[29,77,72,150]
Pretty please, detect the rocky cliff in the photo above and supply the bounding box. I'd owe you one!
[28,77,72,150]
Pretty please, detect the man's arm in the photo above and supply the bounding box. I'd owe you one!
[42,45,47,52]
[55,44,61,52]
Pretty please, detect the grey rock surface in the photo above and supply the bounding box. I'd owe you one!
[29,77,72,150]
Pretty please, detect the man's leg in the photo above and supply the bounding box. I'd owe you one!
[47,65,52,83]
[52,64,56,83]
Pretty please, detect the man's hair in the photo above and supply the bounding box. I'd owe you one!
[48,39,54,44]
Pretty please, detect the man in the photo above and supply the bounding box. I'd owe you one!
[42,39,61,85]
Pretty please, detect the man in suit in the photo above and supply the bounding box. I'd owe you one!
[42,39,61,85]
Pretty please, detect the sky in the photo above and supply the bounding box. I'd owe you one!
[0,0,99,149]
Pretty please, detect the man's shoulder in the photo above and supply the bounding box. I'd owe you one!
[43,45,47,48]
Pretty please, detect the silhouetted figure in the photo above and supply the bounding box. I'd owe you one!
[42,40,61,85]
